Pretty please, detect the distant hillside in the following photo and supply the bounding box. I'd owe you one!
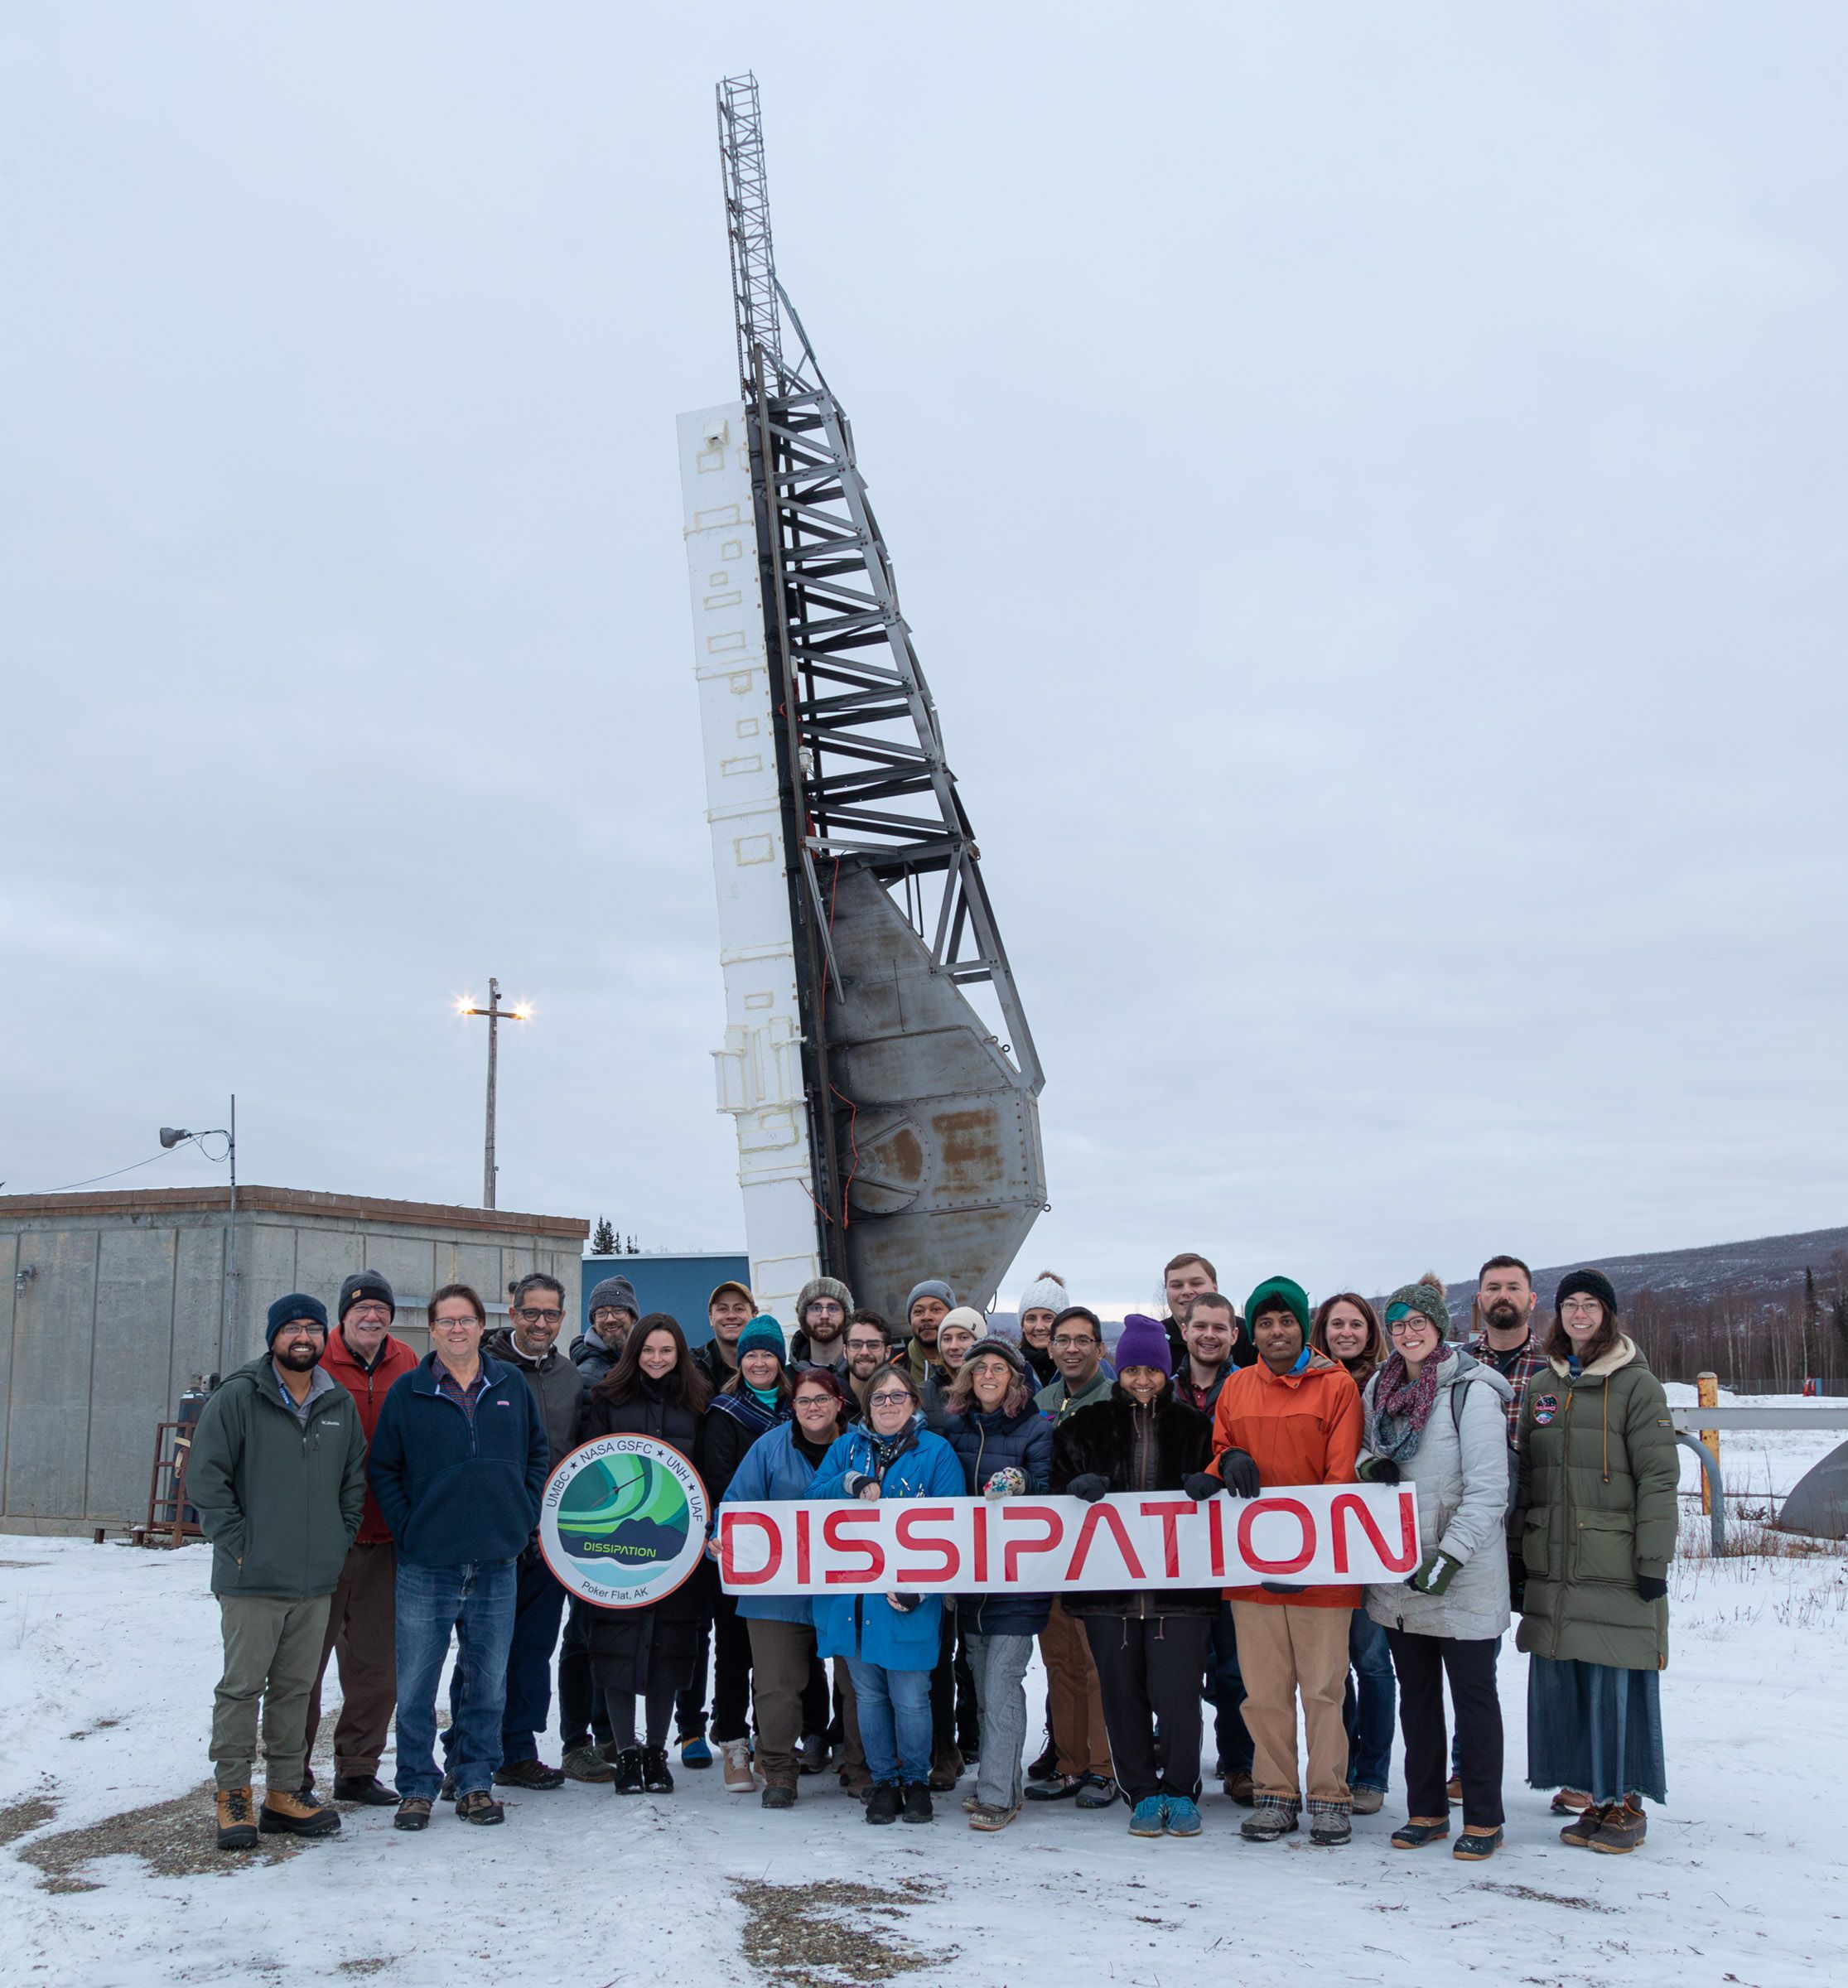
[1450,1224,1848,1308]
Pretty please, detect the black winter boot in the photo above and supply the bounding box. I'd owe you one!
[641,1746,674,1794]
[865,1783,902,1825]
[902,1783,934,1824]
[610,1748,644,1794]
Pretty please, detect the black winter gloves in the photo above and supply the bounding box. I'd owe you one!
[1065,1473,1108,1504]
[1259,1581,1305,1595]
[1355,1456,1401,1484]
[1635,1574,1668,1604]
[1182,1473,1220,1503]
[1218,1449,1262,1498]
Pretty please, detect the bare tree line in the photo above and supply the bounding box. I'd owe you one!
[1621,1252,1848,1390]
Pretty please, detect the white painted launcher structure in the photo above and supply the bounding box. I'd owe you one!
[678,76,1046,1329]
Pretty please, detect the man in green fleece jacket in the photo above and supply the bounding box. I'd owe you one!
[187,1292,367,1851]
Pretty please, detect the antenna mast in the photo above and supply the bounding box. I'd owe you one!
[717,74,786,398]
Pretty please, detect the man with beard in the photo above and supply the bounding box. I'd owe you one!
[572,1273,639,1384]
[843,1310,894,1418]
[463,1271,586,1793]
[790,1276,854,1372]
[903,1280,955,1387]
[189,1294,367,1850]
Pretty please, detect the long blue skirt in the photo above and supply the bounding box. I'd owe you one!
[1526,1654,1666,1805]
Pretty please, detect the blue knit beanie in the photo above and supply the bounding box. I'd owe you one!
[735,1315,789,1367]
[1113,1313,1173,1378]
[267,1293,328,1347]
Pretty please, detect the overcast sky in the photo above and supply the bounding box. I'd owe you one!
[3,5,1844,1311]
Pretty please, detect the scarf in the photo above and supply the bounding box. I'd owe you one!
[712,1387,787,1436]
[1369,1349,1445,1463]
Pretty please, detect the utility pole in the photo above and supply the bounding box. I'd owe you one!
[457,980,530,1208]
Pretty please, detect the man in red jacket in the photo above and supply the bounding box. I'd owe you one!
[1189,1276,1363,1847]
[302,1271,420,1803]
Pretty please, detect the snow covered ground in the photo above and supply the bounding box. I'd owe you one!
[2,1393,1844,1988]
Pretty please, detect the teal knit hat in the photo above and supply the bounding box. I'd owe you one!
[1384,1274,1451,1336]
[1244,1276,1310,1344]
[735,1315,789,1366]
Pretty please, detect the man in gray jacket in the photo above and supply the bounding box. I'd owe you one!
[468,1271,587,1790]
[187,1292,367,1850]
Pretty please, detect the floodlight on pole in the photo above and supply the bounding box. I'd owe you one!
[456,978,530,1209]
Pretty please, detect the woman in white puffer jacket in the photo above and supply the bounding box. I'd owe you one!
[1357,1275,1513,1862]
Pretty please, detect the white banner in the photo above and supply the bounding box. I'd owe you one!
[717,1484,1420,1595]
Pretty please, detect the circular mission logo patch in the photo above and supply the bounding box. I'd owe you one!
[539,1435,710,1609]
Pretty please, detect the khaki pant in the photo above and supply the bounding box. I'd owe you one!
[304,1539,398,1778]
[1040,1599,1112,1778]
[747,1618,864,1788]
[1229,1600,1352,1805]
[211,1593,331,1793]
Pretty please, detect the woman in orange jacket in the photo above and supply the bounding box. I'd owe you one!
[1184,1276,1363,1846]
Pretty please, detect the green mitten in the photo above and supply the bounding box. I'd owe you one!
[1409,1550,1461,1596]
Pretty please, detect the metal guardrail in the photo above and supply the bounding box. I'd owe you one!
[1669,1406,1848,1431]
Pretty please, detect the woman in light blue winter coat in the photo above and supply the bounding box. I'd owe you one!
[811,1362,965,1825]
[1357,1275,1513,1861]
[721,1365,854,1809]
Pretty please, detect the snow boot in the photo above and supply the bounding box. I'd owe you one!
[1391,1816,1451,1849]
[1550,1787,1593,1815]
[902,1783,934,1824]
[1240,1797,1299,1842]
[680,1734,713,1768]
[1454,1824,1503,1861]
[215,1786,258,1851]
[640,1746,674,1794]
[332,1773,398,1806]
[610,1748,644,1795]
[721,1739,755,1793]
[455,1790,504,1826]
[393,1797,432,1831]
[1559,1802,1615,1850]
[562,1744,615,1783]
[1589,1798,1648,1855]
[761,1782,797,1811]
[1308,1800,1352,1846]
[1222,1769,1256,1808]
[1350,1786,1386,1816]
[865,1783,902,1826]
[259,1788,340,1839]
[495,1758,565,1791]
[968,1802,1018,1831]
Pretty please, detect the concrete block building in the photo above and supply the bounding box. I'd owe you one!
[0,1185,587,1530]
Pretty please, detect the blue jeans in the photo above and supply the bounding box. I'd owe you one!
[1209,1604,1254,1776]
[442,1551,567,1767]
[394,1558,517,1800]
[846,1655,933,1788]
[1343,1608,1397,1793]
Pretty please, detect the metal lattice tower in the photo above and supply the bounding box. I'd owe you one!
[702,76,1045,1317]
[717,75,786,399]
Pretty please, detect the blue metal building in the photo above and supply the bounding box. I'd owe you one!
[579,1250,750,1348]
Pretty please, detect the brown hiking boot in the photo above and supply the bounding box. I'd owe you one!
[215,1786,258,1851]
[1559,1801,1614,1849]
[1550,1786,1593,1815]
[1222,1770,1256,1807]
[1589,1798,1648,1854]
[259,1787,340,1838]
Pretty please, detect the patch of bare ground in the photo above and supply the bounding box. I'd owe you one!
[0,1793,58,1846]
[15,1783,302,1890]
[731,1876,953,1986]
[1472,1879,1611,1912]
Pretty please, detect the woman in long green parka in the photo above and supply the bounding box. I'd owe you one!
[1514,1269,1677,1855]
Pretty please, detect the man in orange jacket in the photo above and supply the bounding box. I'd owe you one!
[302,1271,421,1804]
[1186,1276,1362,1846]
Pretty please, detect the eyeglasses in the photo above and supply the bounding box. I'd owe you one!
[1560,1298,1603,1318]
[277,1323,326,1338]
[346,1304,390,1322]
[793,1395,837,1411]
[867,1390,914,1407]
[1051,1337,1096,1353]
[846,1337,887,1353]
[1387,1317,1434,1337]
[515,1307,564,1326]
[590,1309,630,1325]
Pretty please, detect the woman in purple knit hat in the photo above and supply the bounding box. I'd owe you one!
[1048,1314,1219,1838]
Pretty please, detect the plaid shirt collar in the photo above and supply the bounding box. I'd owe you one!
[1465,1331,1548,1442]
[434,1360,491,1420]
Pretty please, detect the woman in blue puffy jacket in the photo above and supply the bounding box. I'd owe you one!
[720,1366,855,1812]
[939,1338,1053,1831]
[811,1362,965,1826]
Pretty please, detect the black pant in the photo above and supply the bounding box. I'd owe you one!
[1387,1629,1503,1826]
[1083,1614,1213,1804]
[676,1616,712,1739]
[558,1599,615,1751]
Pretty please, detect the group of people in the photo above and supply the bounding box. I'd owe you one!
[189,1247,1677,1863]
